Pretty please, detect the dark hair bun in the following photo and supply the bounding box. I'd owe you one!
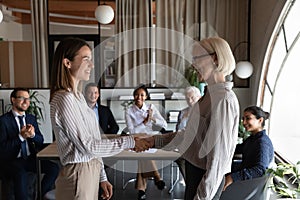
[264,111,270,120]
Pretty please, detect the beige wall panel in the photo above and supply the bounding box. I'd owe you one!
[13,42,34,87]
[0,42,10,87]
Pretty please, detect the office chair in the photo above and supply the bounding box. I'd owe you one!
[220,175,271,200]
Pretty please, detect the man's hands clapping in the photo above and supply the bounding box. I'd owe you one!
[20,124,35,139]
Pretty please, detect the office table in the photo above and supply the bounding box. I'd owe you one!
[36,140,180,200]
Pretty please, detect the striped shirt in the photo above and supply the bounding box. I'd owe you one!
[50,91,135,182]
[155,82,240,200]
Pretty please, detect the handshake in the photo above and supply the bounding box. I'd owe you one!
[133,135,155,152]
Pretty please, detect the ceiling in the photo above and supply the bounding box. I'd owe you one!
[0,0,116,25]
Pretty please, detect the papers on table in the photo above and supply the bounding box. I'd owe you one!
[128,148,158,153]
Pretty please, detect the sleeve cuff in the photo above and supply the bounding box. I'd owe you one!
[100,164,108,182]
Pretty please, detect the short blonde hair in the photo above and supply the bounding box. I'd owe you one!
[185,86,201,98]
[198,37,236,76]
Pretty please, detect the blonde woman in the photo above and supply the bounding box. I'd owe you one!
[147,37,240,200]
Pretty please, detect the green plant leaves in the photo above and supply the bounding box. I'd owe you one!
[267,161,300,198]
[27,90,45,122]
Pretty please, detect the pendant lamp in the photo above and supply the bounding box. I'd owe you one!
[95,4,114,24]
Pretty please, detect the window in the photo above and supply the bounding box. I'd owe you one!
[259,0,300,164]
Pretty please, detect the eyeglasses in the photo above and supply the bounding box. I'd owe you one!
[192,52,216,64]
[16,96,31,102]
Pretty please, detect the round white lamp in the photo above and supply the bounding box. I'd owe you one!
[95,4,114,24]
[0,10,3,23]
[235,61,253,79]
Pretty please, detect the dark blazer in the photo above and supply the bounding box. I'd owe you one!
[98,104,119,134]
[0,110,44,161]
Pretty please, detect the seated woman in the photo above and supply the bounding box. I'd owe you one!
[223,106,274,191]
[125,85,167,200]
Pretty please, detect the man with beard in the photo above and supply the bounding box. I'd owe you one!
[0,88,59,200]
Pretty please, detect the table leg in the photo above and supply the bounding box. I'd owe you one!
[36,158,42,200]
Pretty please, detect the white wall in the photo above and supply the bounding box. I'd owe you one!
[0,21,23,41]
[233,88,252,114]
[49,23,114,36]
[250,0,286,105]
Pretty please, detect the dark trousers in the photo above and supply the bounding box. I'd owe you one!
[185,160,225,200]
[3,157,59,200]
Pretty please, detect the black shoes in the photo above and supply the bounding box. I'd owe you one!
[137,180,165,199]
[155,180,166,190]
[138,190,146,200]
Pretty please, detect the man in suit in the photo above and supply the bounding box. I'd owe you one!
[0,88,59,200]
[84,82,119,134]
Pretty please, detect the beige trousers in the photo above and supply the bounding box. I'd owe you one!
[135,160,161,191]
[55,159,101,200]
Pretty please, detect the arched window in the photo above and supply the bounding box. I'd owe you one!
[259,0,300,164]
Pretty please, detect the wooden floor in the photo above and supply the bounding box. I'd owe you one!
[103,162,185,200]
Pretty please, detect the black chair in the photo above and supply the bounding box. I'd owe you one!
[220,175,271,200]
[121,127,129,135]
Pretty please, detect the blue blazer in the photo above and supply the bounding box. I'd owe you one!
[0,110,44,161]
[98,105,119,134]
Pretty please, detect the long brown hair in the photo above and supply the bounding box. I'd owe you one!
[50,37,91,101]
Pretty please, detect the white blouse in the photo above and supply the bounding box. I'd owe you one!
[125,103,167,134]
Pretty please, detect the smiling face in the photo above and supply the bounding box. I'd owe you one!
[65,45,94,83]
[191,45,216,82]
[185,91,201,107]
[242,111,263,134]
[12,90,30,114]
[134,88,147,108]
[85,86,99,106]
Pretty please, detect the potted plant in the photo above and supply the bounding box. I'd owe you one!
[26,90,45,122]
[267,161,300,199]
[184,65,206,95]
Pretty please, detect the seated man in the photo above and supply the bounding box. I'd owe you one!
[0,87,59,200]
[84,82,119,134]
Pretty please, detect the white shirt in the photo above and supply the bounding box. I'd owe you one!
[50,91,135,182]
[12,110,31,157]
[125,103,167,134]
[175,107,190,131]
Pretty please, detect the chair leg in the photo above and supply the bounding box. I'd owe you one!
[122,178,137,190]
[168,162,180,193]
